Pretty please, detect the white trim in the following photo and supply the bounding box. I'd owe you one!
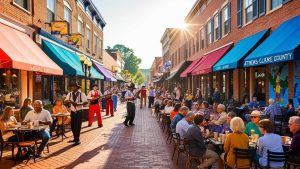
[91,58,104,66]
[78,16,83,22]
[221,0,229,9]
[94,32,98,36]
[40,35,75,53]
[0,18,27,34]
[63,0,72,11]
[86,24,91,29]
[203,42,233,56]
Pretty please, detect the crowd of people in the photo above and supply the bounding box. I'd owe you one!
[146,85,300,168]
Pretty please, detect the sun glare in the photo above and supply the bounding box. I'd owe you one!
[178,22,187,30]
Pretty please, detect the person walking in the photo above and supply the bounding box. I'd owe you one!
[140,86,147,108]
[64,83,88,146]
[124,83,136,127]
[87,84,103,128]
[148,86,155,108]
[212,88,221,113]
[104,86,114,116]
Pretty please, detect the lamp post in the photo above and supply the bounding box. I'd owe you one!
[79,55,92,94]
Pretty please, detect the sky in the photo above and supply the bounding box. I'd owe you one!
[94,0,196,69]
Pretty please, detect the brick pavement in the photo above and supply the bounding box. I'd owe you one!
[0,103,188,169]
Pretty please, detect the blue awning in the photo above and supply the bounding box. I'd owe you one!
[244,15,300,67]
[213,29,269,71]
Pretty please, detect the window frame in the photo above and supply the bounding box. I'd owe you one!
[214,13,220,41]
[13,0,31,13]
[64,5,72,33]
[47,0,56,22]
[222,4,231,36]
[200,28,205,49]
[86,27,91,49]
[93,33,98,54]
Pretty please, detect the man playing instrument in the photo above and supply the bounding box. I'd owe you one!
[87,84,103,128]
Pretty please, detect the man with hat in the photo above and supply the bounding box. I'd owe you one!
[64,83,88,146]
[244,110,263,137]
[87,84,103,128]
[124,83,136,127]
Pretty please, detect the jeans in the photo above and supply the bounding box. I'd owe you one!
[198,149,219,169]
[38,130,50,152]
[148,96,154,108]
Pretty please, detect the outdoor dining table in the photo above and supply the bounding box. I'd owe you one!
[51,113,70,141]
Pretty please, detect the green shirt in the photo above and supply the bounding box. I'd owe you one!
[244,122,263,137]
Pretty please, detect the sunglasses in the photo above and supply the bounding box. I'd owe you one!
[251,116,259,118]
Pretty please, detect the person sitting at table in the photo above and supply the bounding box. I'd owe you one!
[200,101,211,121]
[171,106,188,129]
[185,114,219,169]
[285,99,295,122]
[164,100,174,115]
[176,112,195,138]
[221,112,236,134]
[221,117,250,168]
[0,106,18,142]
[51,98,71,136]
[23,100,53,157]
[248,96,259,109]
[192,102,202,114]
[262,98,282,123]
[209,104,227,133]
[287,116,300,164]
[170,103,181,121]
[254,119,284,168]
[244,110,263,137]
[20,98,33,121]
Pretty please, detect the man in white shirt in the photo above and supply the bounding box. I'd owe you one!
[64,83,88,146]
[176,112,195,138]
[104,86,114,116]
[87,84,103,128]
[124,83,136,127]
[23,100,52,157]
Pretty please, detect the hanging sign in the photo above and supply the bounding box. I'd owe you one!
[68,34,82,45]
[51,21,69,35]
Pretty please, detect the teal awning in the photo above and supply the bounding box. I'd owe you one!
[42,40,84,76]
[244,15,300,67]
[90,65,104,80]
[213,29,269,71]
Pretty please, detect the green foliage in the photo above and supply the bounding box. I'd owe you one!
[112,44,141,75]
[121,70,133,82]
[133,70,145,85]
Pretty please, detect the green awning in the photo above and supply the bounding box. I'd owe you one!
[166,61,191,80]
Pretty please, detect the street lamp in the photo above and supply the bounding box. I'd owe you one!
[79,54,92,93]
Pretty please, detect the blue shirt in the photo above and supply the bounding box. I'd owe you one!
[257,133,284,168]
[221,123,232,134]
[175,118,190,138]
[149,89,155,97]
[248,101,259,108]
[264,103,282,122]
[171,113,184,129]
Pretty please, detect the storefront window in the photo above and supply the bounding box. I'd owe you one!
[254,68,266,102]
[0,69,21,109]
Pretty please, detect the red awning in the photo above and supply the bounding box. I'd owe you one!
[0,23,62,75]
[191,43,233,75]
[180,57,203,77]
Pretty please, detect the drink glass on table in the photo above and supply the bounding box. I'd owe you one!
[210,115,214,121]
[214,132,218,141]
[27,122,33,129]
[250,129,255,136]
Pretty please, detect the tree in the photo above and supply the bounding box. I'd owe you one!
[112,44,141,75]
[133,70,145,85]
[120,70,133,82]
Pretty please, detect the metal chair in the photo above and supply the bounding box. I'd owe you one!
[225,148,254,169]
[171,133,186,165]
[274,115,284,135]
[0,130,16,160]
[255,150,288,169]
[183,139,203,169]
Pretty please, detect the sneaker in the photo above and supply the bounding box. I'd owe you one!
[129,123,135,126]
[123,122,129,127]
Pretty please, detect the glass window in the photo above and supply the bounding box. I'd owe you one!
[93,34,98,54]
[86,8,93,19]
[207,20,212,44]
[245,0,254,23]
[99,39,102,57]
[271,0,282,10]
[14,0,30,11]
[64,6,72,32]
[0,69,21,107]
[47,0,55,22]
[77,0,85,10]
[86,28,91,49]
[214,14,219,40]
[201,29,205,49]
[222,5,230,35]
[77,19,83,34]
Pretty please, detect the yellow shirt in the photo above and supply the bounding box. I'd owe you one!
[224,132,250,168]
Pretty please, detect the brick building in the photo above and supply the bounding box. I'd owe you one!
[150,57,163,84]
[0,0,106,105]
[161,0,300,106]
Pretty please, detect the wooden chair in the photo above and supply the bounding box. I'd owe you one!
[0,130,16,160]
[255,150,288,169]
[225,148,255,169]
[274,115,284,135]
[16,141,36,163]
[183,139,203,169]
[171,133,186,165]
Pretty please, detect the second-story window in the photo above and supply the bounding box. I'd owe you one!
[214,13,220,41]
[14,0,30,11]
[86,27,91,49]
[245,0,254,23]
[201,29,205,49]
[47,0,55,22]
[93,33,98,54]
[77,17,83,35]
[64,4,72,32]
[207,20,212,44]
[222,3,231,36]
[270,0,282,10]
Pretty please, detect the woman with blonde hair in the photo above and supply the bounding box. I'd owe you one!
[0,107,18,142]
[221,117,250,168]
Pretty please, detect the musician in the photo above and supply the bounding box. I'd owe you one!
[87,84,103,128]
[124,83,136,127]
[64,83,88,146]
[104,86,114,116]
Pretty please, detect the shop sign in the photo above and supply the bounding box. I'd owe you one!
[68,34,81,46]
[51,21,69,35]
[244,52,293,67]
